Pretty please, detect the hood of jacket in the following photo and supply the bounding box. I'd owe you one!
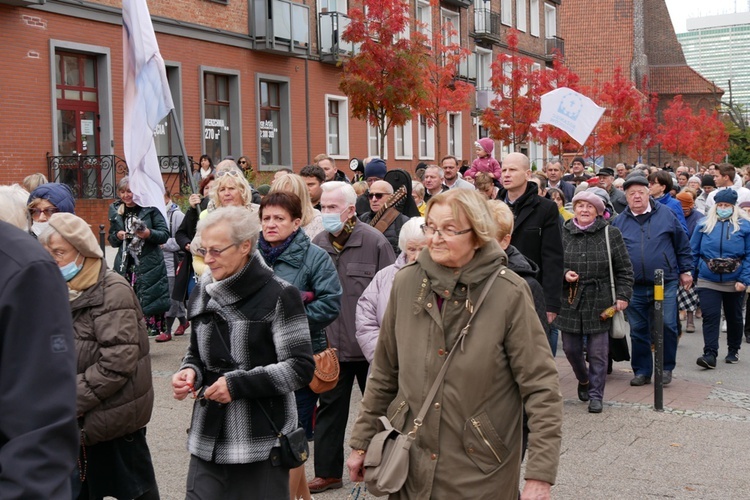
[504,244,539,280]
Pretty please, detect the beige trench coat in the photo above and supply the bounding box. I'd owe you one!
[350,240,562,499]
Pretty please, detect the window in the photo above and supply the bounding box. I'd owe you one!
[368,122,387,159]
[418,115,435,160]
[516,0,526,32]
[256,74,292,169]
[394,121,413,159]
[502,61,512,97]
[154,64,182,158]
[318,0,346,14]
[545,4,556,38]
[501,0,512,26]
[442,10,460,46]
[326,95,349,158]
[476,48,492,90]
[530,0,539,37]
[447,112,462,158]
[203,73,232,163]
[417,0,432,37]
[50,40,114,199]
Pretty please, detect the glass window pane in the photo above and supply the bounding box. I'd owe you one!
[55,54,62,85]
[64,90,81,100]
[259,109,280,166]
[82,91,97,102]
[56,89,63,99]
[260,82,269,107]
[269,83,279,106]
[84,58,96,87]
[57,109,77,155]
[64,56,80,86]
[205,74,216,102]
[217,75,229,102]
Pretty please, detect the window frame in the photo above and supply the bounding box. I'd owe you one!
[516,0,527,32]
[501,0,512,26]
[394,120,413,160]
[418,114,435,161]
[325,94,350,159]
[529,0,539,37]
[367,121,388,159]
[447,112,462,159]
[255,73,292,170]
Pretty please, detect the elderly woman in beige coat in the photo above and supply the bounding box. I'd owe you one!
[346,189,563,499]
[40,213,157,500]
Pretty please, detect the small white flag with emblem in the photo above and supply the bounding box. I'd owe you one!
[538,87,605,146]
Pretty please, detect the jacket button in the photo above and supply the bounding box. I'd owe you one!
[454,300,459,305]
[500,270,506,275]
[431,453,438,460]
[443,290,450,296]
[434,402,440,409]
[427,303,433,309]
[437,348,444,356]
[468,447,474,454]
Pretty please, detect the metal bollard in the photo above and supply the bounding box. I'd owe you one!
[99,224,106,256]
[653,269,664,411]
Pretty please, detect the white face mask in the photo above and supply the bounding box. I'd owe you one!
[31,221,49,237]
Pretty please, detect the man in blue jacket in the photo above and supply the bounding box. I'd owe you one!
[612,176,693,386]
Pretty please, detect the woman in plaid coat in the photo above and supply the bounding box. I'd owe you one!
[553,191,633,413]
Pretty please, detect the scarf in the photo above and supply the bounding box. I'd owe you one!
[572,217,596,231]
[258,230,298,267]
[328,216,357,253]
[67,258,102,301]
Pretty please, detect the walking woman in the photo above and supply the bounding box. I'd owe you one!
[554,191,633,413]
[692,189,750,368]
[108,176,170,336]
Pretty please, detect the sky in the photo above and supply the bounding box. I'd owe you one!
[666,0,750,33]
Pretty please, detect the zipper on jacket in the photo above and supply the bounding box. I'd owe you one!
[389,401,406,422]
[471,418,502,463]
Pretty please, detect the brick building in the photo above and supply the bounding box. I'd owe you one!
[559,0,722,167]
[1,0,561,228]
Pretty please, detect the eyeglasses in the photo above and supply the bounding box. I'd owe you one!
[196,243,237,257]
[368,192,388,200]
[29,207,59,218]
[238,160,247,165]
[421,224,472,238]
[216,170,241,178]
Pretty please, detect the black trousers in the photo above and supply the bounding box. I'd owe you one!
[313,360,369,478]
[185,454,288,500]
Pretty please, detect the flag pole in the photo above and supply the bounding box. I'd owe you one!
[169,109,199,195]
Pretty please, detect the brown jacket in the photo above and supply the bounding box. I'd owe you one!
[71,265,154,445]
[350,240,562,499]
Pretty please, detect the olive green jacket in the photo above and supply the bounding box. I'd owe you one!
[350,240,562,499]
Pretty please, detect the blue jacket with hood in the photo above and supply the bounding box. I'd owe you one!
[690,216,750,286]
[611,200,692,284]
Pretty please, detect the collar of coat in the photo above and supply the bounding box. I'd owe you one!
[191,251,274,316]
[272,229,310,268]
[415,239,507,300]
[70,260,109,311]
[564,216,608,235]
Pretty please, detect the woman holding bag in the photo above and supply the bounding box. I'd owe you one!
[692,189,750,368]
[553,190,633,413]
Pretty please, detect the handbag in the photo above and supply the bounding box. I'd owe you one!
[605,226,630,339]
[309,335,340,394]
[363,267,502,496]
[258,402,309,468]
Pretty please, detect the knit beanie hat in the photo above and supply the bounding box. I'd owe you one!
[572,156,585,167]
[675,191,694,210]
[476,138,494,155]
[688,175,702,185]
[701,175,716,188]
[572,190,605,215]
[28,183,76,214]
[714,189,738,206]
[574,181,590,196]
[48,213,103,258]
[364,158,387,179]
[740,201,750,209]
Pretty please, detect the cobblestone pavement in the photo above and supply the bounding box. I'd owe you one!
[143,310,750,500]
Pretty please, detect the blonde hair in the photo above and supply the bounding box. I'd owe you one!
[23,173,48,193]
[0,184,31,231]
[210,174,254,208]
[270,174,315,226]
[486,200,514,242]
[474,172,494,191]
[425,189,497,246]
[701,202,750,235]
[352,181,368,197]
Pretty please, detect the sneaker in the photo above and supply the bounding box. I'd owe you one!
[174,322,190,336]
[663,370,672,385]
[697,352,717,369]
[726,351,740,364]
[154,332,172,343]
[630,375,651,386]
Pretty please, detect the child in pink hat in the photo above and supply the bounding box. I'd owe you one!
[465,137,502,180]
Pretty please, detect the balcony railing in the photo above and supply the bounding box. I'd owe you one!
[46,154,194,199]
[472,9,502,44]
[545,36,564,61]
[319,11,355,63]
[251,0,310,56]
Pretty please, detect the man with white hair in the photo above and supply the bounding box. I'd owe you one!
[422,165,448,201]
[310,182,395,493]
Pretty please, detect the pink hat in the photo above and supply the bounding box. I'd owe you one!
[572,190,605,215]
[476,138,494,155]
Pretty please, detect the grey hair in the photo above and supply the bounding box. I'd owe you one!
[398,217,426,252]
[412,181,425,197]
[425,165,444,179]
[321,181,357,206]
[117,176,130,192]
[215,159,241,173]
[0,184,32,231]
[196,206,260,251]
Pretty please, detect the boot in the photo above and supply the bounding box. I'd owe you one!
[686,311,695,333]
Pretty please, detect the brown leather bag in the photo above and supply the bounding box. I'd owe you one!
[309,346,339,394]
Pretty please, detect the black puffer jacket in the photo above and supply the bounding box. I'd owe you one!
[108,202,169,315]
[505,244,549,336]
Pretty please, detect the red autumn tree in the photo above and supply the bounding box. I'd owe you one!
[633,81,659,161]
[417,18,473,158]
[339,0,429,158]
[657,95,698,161]
[536,55,582,157]
[481,30,543,149]
[689,108,729,164]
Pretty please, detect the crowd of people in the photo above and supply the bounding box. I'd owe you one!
[3,151,750,500]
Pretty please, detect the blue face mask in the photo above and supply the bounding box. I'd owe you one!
[60,253,82,282]
[322,211,345,234]
[717,207,734,219]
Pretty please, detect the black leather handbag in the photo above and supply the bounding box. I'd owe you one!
[258,403,309,469]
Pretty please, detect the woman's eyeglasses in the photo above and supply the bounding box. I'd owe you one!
[421,224,472,238]
[196,243,237,258]
[29,207,59,218]
[216,170,241,178]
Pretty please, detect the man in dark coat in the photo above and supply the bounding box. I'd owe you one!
[562,156,592,181]
[497,152,564,326]
[597,167,627,215]
[0,221,78,498]
[544,159,575,203]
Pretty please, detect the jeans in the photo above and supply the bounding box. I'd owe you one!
[294,385,318,440]
[697,288,744,356]
[628,281,679,377]
[547,326,560,357]
[562,331,609,401]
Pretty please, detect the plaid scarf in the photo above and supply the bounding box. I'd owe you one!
[328,216,357,253]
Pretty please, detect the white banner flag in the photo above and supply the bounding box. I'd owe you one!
[538,87,605,146]
[122,0,174,224]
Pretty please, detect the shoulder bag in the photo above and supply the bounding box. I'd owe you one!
[363,266,503,496]
[605,225,630,339]
[309,333,340,394]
